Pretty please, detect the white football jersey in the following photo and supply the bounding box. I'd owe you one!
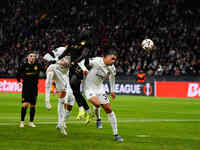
[52,47,66,58]
[46,56,70,92]
[43,46,67,62]
[44,46,70,74]
[79,57,116,93]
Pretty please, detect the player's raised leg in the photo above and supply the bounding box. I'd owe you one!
[70,74,93,121]
[86,96,100,125]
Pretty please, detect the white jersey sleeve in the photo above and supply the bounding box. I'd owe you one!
[108,65,116,93]
[53,47,68,63]
[43,47,67,62]
[53,47,66,58]
[78,57,102,71]
[78,59,88,72]
[43,53,55,61]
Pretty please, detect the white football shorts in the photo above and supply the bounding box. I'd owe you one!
[84,88,109,104]
[47,64,67,92]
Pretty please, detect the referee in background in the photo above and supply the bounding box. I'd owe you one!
[16,51,43,128]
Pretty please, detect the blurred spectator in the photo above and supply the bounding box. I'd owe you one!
[0,0,199,77]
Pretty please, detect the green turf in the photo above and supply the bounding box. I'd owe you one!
[0,93,200,150]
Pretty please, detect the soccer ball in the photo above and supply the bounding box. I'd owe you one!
[141,39,154,50]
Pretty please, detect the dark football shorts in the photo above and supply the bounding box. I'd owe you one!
[21,83,38,105]
[22,96,37,105]
[69,64,83,79]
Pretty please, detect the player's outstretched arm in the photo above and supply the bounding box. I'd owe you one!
[109,66,116,99]
[57,47,69,61]
[45,70,54,110]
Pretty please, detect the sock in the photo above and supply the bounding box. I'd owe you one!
[108,111,118,135]
[79,106,84,111]
[94,106,101,120]
[64,110,71,122]
[45,71,54,103]
[21,107,27,121]
[58,98,65,126]
[30,107,35,122]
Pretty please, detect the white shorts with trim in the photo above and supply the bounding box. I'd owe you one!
[47,64,67,91]
[84,89,109,104]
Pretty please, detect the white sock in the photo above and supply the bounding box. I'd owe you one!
[108,111,118,135]
[79,106,84,111]
[64,110,71,122]
[58,98,65,126]
[45,71,54,103]
[93,106,101,120]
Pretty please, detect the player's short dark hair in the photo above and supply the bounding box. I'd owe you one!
[103,46,118,57]
[26,51,36,56]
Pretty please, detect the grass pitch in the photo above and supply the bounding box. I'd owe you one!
[0,93,200,150]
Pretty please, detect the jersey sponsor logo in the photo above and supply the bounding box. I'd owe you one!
[96,74,105,80]
[71,44,83,49]
[187,83,200,97]
[75,67,82,73]
[96,68,107,80]
[26,72,36,75]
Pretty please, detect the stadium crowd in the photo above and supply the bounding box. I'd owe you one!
[0,0,199,77]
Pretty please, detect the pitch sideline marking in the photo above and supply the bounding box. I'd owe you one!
[1,119,200,126]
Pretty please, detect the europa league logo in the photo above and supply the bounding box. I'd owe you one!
[144,83,152,96]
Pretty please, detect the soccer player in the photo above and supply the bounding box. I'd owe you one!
[44,46,73,135]
[57,37,93,124]
[17,51,43,128]
[79,48,124,142]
